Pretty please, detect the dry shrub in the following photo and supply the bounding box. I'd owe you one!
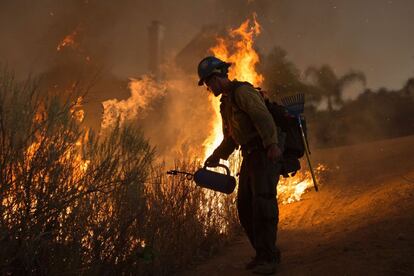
[0,70,239,275]
[143,162,240,274]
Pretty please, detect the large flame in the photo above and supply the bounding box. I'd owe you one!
[210,14,263,86]
[203,14,263,160]
[204,15,324,203]
[100,76,166,133]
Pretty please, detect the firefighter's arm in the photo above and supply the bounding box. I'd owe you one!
[234,86,279,148]
[204,136,237,166]
[204,104,237,166]
[212,135,237,160]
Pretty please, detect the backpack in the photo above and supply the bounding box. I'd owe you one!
[231,81,308,177]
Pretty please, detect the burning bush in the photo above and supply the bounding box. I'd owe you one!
[0,70,239,275]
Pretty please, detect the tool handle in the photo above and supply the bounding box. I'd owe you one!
[297,116,319,192]
[204,164,231,176]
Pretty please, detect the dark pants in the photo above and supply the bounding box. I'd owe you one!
[237,148,281,262]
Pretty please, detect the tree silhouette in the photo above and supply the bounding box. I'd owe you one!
[401,78,414,97]
[305,65,366,112]
[262,46,319,104]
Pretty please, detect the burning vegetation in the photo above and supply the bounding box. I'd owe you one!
[204,15,326,203]
[0,14,330,274]
[0,69,239,275]
[2,1,414,274]
[101,15,327,204]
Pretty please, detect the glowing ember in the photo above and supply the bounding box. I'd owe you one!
[57,29,78,51]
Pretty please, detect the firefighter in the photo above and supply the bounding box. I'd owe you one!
[198,56,282,274]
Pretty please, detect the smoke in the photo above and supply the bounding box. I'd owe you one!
[0,0,275,164]
[2,0,412,88]
[100,63,214,164]
[141,69,213,162]
[1,0,413,157]
[213,0,273,27]
[0,0,279,80]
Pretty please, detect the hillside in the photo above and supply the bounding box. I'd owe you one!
[183,135,414,275]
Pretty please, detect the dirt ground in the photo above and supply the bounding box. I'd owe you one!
[182,135,414,275]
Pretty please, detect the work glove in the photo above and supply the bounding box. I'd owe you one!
[204,154,220,167]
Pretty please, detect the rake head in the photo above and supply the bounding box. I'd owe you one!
[281,93,305,116]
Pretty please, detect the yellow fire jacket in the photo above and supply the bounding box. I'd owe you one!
[212,82,279,159]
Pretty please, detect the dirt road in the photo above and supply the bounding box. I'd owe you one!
[183,135,414,275]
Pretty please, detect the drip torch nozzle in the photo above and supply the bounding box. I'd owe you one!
[166,170,178,175]
[166,170,194,180]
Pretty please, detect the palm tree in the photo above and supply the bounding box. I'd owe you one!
[305,65,366,112]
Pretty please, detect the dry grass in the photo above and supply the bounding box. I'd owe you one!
[0,70,239,275]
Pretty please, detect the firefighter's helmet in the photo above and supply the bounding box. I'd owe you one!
[197,56,231,86]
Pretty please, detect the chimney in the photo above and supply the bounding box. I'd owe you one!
[148,20,165,82]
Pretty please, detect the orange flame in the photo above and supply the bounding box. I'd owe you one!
[26,97,90,174]
[204,15,325,203]
[278,164,327,204]
[210,13,263,86]
[203,14,262,160]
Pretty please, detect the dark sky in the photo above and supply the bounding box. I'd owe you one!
[1,0,413,90]
[259,0,414,90]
